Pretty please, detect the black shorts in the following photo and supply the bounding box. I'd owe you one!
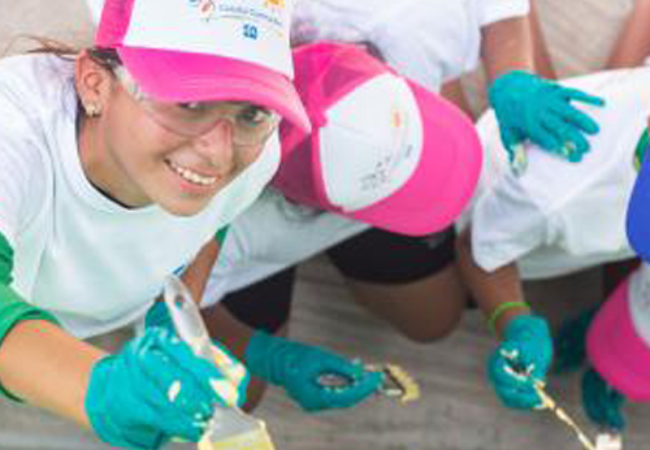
[221,227,457,333]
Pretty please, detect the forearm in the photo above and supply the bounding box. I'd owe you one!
[0,320,105,427]
[528,1,556,79]
[181,239,221,304]
[456,229,530,338]
[202,304,254,362]
[481,16,535,83]
[607,0,650,69]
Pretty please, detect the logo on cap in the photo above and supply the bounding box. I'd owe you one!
[188,0,217,21]
[264,0,285,9]
[186,0,286,37]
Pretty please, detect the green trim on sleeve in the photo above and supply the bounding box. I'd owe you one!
[634,128,649,172]
[0,233,14,285]
[215,226,230,246]
[0,284,61,401]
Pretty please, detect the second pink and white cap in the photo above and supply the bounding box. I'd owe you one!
[274,42,483,236]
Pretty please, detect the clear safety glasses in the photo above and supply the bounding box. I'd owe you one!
[113,67,280,146]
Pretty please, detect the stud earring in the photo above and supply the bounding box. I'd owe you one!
[85,103,101,117]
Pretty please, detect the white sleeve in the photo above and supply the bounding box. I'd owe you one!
[84,0,104,24]
[478,0,530,27]
[0,90,46,247]
[470,173,549,272]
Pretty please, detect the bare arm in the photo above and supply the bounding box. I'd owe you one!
[607,0,650,69]
[0,320,105,427]
[528,1,557,79]
[456,228,530,338]
[481,16,535,84]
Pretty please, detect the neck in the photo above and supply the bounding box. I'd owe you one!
[77,114,145,208]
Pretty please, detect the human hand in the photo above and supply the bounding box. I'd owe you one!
[86,328,243,449]
[488,315,553,409]
[582,367,627,431]
[144,300,249,394]
[488,70,604,169]
[245,331,384,412]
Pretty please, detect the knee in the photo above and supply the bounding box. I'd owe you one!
[398,306,465,343]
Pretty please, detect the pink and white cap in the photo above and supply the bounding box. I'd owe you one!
[96,0,310,132]
[587,263,650,400]
[273,42,482,236]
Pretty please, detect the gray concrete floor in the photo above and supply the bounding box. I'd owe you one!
[0,0,648,449]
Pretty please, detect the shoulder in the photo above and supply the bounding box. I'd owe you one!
[0,54,76,117]
[0,55,70,204]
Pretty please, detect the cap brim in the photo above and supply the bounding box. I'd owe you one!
[627,148,650,262]
[117,47,311,133]
[343,81,482,236]
[587,279,650,400]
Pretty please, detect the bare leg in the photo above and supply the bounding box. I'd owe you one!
[343,263,468,343]
[606,0,650,69]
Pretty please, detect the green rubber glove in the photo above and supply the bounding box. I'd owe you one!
[245,331,384,412]
[144,300,250,399]
[488,315,553,410]
[489,70,604,169]
[582,367,627,430]
[553,308,598,374]
[86,328,236,449]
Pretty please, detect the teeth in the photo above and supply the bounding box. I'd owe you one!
[168,161,217,186]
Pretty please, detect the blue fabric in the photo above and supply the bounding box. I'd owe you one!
[582,367,627,430]
[627,142,650,263]
[245,331,383,412]
[488,315,553,409]
[86,328,235,449]
[489,70,604,170]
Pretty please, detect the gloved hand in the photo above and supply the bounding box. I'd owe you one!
[245,331,384,412]
[553,308,598,374]
[582,367,627,430]
[488,314,553,409]
[86,328,240,450]
[145,300,250,395]
[488,70,604,168]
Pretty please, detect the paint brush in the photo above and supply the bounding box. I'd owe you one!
[164,275,276,450]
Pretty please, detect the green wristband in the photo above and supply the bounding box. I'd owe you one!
[487,301,529,336]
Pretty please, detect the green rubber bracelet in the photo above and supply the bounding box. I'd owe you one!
[487,301,529,335]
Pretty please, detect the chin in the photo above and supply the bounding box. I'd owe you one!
[159,198,211,217]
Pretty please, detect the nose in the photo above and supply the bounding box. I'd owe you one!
[191,120,235,170]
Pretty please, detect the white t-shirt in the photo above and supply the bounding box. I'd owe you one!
[0,54,280,338]
[470,68,650,279]
[292,0,530,92]
[202,188,368,306]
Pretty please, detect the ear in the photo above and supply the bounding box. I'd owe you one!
[75,50,114,117]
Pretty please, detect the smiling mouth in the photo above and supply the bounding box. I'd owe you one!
[166,160,218,186]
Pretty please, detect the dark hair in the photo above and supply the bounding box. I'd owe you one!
[7,36,123,120]
[4,35,122,71]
